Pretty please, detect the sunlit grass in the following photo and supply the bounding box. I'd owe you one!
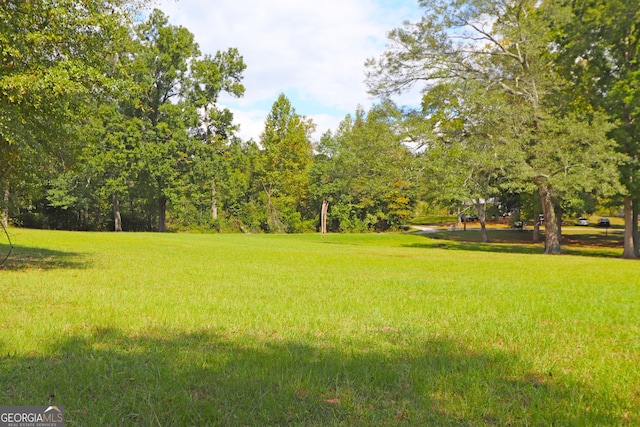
[1,229,638,425]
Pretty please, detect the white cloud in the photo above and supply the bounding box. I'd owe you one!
[307,113,344,139]
[154,0,424,140]
[222,106,268,142]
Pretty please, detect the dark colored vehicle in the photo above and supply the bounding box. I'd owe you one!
[598,218,611,227]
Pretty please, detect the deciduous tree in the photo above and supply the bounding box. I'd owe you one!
[188,49,246,224]
[0,0,141,224]
[312,102,416,232]
[367,0,619,253]
[557,0,640,258]
[258,94,314,232]
[133,9,200,232]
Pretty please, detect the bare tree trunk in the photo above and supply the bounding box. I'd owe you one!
[1,186,8,229]
[480,220,488,242]
[112,194,123,232]
[211,177,218,220]
[158,196,167,232]
[321,198,328,234]
[537,182,561,254]
[622,195,636,259]
[633,197,639,258]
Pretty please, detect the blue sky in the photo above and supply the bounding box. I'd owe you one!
[155,0,424,141]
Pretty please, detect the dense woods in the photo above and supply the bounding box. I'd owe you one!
[1,0,638,256]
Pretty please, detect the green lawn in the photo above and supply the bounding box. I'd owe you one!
[1,229,639,425]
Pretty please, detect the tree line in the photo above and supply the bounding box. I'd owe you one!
[1,0,638,257]
[367,0,639,257]
[0,3,416,235]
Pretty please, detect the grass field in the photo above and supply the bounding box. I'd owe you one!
[1,228,639,425]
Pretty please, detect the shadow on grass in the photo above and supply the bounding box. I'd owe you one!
[562,232,624,248]
[0,327,623,426]
[407,230,624,258]
[0,243,89,271]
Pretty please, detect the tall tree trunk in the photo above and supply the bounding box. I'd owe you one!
[622,195,636,259]
[533,220,540,243]
[113,193,122,232]
[158,196,167,232]
[211,177,218,220]
[320,198,329,234]
[475,200,489,243]
[633,197,639,258]
[537,182,561,254]
[555,204,563,241]
[1,186,8,229]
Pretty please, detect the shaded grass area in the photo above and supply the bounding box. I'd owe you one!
[563,231,625,248]
[0,243,88,271]
[1,327,617,426]
[412,228,626,258]
[1,229,638,425]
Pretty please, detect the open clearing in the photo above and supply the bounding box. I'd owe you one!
[1,229,639,425]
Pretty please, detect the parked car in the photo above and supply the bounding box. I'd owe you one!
[598,218,611,227]
[577,217,589,226]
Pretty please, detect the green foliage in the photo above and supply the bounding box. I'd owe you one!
[130,10,202,231]
[258,94,315,232]
[556,0,640,255]
[311,102,416,232]
[0,0,140,200]
[7,5,251,233]
[6,0,632,243]
[368,0,621,252]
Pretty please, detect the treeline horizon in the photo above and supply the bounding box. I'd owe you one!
[1,0,639,256]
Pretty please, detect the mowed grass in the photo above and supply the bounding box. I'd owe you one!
[0,229,639,426]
